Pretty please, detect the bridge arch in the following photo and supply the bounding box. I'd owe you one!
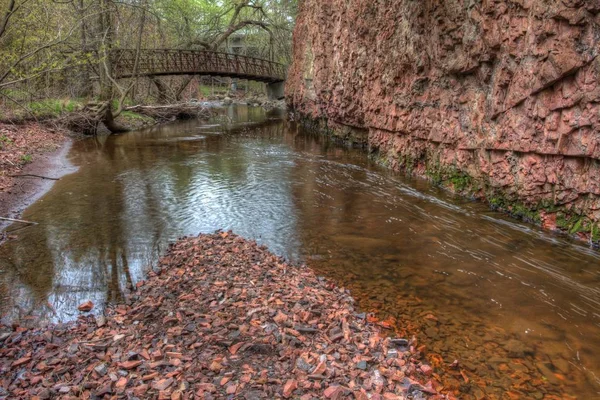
[110,49,286,99]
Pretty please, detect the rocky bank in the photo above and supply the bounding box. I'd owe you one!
[286,0,600,240]
[0,233,446,399]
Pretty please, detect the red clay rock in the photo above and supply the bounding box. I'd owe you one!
[287,0,600,232]
[11,356,31,367]
[77,300,94,312]
[283,379,298,398]
[420,364,433,376]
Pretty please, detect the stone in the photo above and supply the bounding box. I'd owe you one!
[115,377,128,391]
[119,360,142,370]
[95,382,112,396]
[536,362,561,385]
[311,360,327,375]
[133,384,149,396]
[12,356,31,367]
[78,301,94,312]
[94,362,108,377]
[95,314,106,327]
[420,364,433,376]
[0,233,442,399]
[354,391,369,400]
[552,357,571,375]
[424,327,438,339]
[356,361,368,370]
[390,338,409,347]
[329,327,344,342]
[503,339,533,358]
[324,385,346,398]
[296,357,313,372]
[153,378,174,391]
[282,379,297,398]
[58,386,70,393]
[113,334,125,342]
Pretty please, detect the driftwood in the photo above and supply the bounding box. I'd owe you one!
[0,216,38,225]
[58,102,209,135]
[58,102,129,135]
[125,103,210,122]
[10,174,60,180]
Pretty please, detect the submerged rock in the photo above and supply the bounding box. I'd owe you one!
[77,300,94,312]
[503,339,534,358]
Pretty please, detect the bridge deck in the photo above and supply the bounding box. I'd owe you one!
[110,49,286,83]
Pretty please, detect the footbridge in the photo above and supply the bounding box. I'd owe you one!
[110,49,286,100]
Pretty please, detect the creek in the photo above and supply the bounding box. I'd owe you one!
[1,105,599,398]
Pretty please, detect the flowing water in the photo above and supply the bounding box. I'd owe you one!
[1,105,600,398]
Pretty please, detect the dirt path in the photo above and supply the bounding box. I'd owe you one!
[0,123,75,230]
[0,233,447,399]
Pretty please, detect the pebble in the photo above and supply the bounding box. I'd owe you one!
[94,363,107,377]
[356,360,368,370]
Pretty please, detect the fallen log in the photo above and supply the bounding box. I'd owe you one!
[58,102,129,135]
[125,103,210,122]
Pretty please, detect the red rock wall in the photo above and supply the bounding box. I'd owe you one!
[287,0,600,231]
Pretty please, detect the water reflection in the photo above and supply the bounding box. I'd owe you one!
[1,105,600,398]
[0,106,299,322]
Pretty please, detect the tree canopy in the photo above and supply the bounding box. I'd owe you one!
[0,0,297,111]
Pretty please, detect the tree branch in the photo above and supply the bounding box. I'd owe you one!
[185,39,212,50]
[0,0,33,41]
[0,8,104,85]
[0,0,16,39]
[211,20,271,50]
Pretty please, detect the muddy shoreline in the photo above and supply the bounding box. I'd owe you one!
[0,233,446,399]
[0,135,75,232]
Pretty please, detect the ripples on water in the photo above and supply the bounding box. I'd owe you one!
[1,105,600,398]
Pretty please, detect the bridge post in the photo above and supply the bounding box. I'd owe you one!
[266,81,285,100]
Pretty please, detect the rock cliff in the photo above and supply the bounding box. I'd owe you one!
[286,0,600,239]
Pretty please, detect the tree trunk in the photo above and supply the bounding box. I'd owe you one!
[101,103,129,133]
[76,0,92,98]
[98,0,113,101]
[175,76,194,101]
[150,76,169,104]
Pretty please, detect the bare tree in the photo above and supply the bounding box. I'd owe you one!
[150,0,275,103]
[96,0,148,132]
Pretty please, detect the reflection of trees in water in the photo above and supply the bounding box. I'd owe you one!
[0,209,61,321]
[0,107,287,322]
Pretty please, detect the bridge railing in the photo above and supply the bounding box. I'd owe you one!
[110,49,286,82]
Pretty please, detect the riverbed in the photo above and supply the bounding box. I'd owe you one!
[1,105,599,398]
